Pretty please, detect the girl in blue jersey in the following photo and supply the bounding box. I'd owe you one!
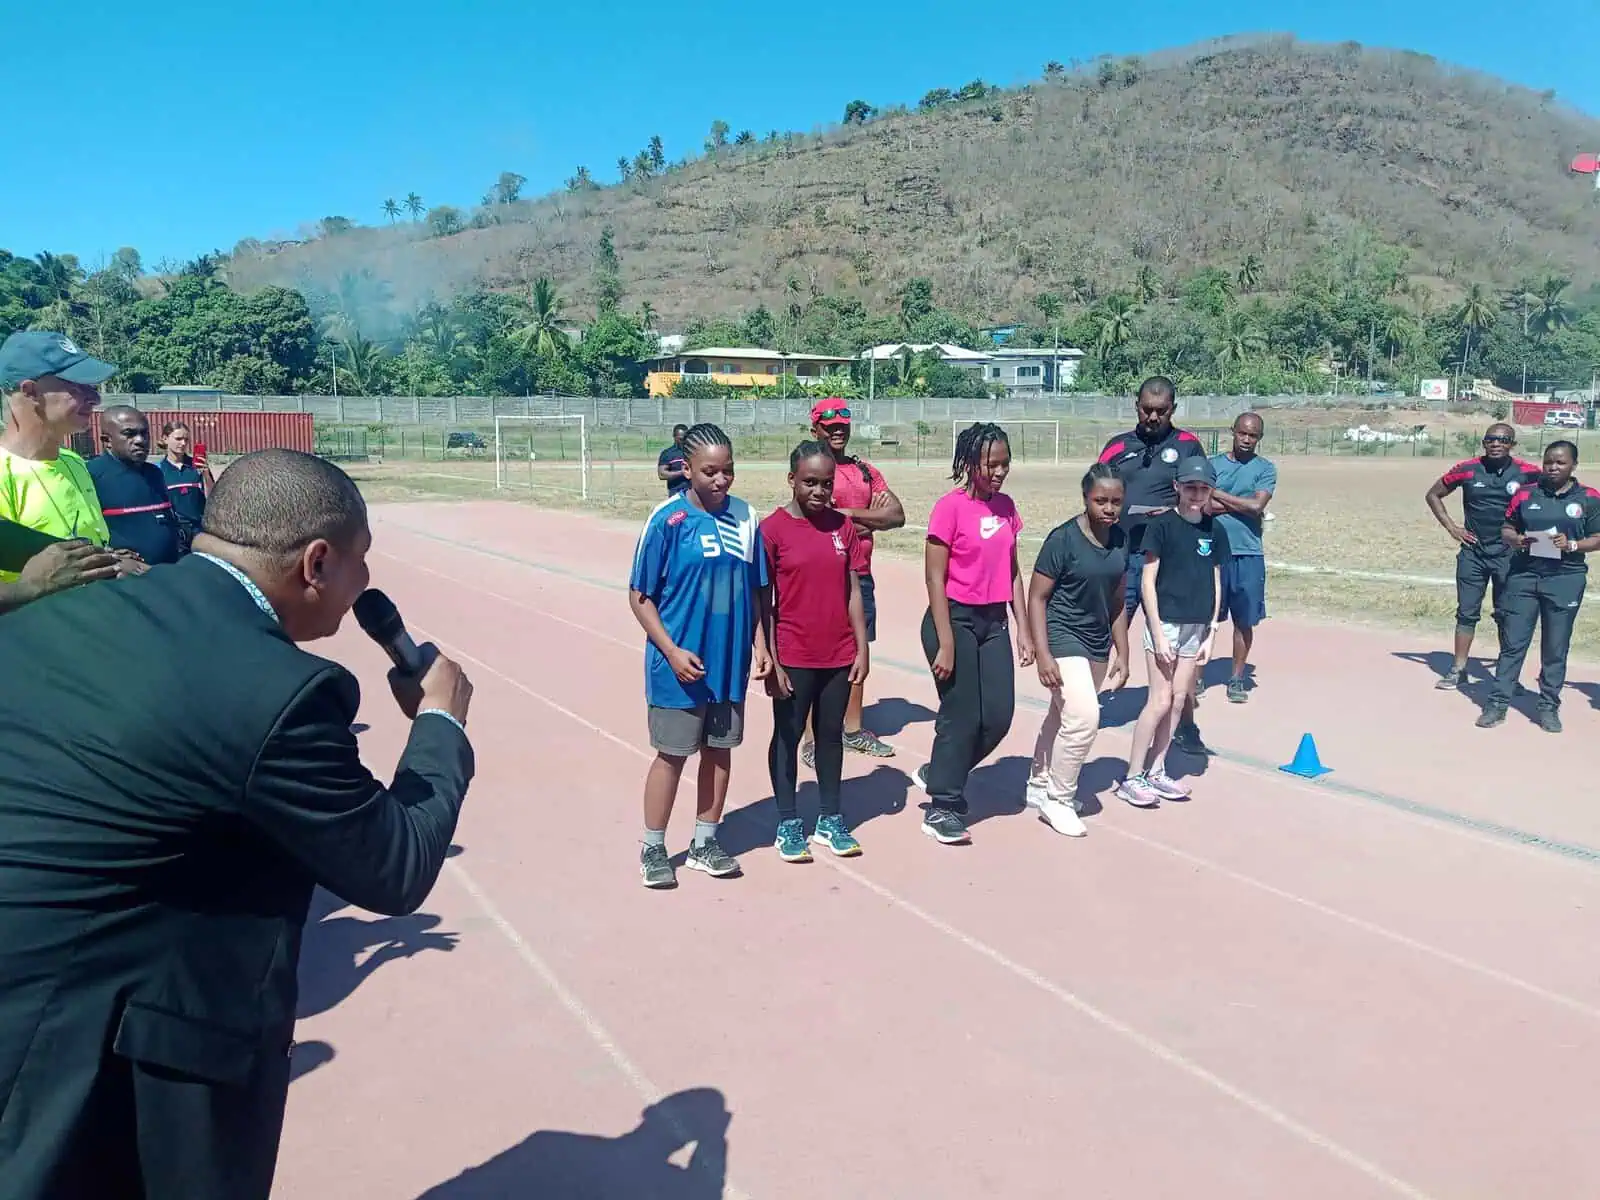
[628,423,770,889]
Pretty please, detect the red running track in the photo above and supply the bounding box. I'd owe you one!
[272,502,1600,1200]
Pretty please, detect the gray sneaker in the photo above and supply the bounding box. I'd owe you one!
[686,837,741,878]
[1539,707,1563,734]
[922,807,970,844]
[1226,676,1248,703]
[640,843,676,889]
[1435,667,1464,690]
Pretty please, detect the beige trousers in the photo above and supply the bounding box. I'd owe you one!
[1029,656,1107,804]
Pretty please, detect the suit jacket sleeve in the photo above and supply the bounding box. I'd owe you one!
[243,666,475,916]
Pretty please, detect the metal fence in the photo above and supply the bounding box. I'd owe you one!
[103,392,1271,427]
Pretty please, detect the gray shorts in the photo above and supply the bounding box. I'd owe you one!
[1142,621,1208,659]
[647,701,745,756]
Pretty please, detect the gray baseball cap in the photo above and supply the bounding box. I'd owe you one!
[1174,455,1216,485]
[0,331,117,389]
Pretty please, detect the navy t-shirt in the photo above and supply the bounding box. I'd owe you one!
[155,455,206,532]
[87,455,181,565]
[657,444,689,494]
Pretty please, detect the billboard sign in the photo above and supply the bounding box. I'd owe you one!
[1419,378,1449,400]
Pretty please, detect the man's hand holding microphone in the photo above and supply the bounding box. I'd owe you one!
[352,590,473,729]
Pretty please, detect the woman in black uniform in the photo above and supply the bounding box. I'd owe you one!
[1479,440,1600,733]
[154,421,210,553]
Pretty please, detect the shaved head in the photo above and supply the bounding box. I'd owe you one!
[202,449,367,556]
[100,405,151,463]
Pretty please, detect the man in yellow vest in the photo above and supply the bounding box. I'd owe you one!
[0,331,140,598]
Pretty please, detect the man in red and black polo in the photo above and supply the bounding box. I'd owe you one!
[87,406,180,567]
[1097,376,1211,755]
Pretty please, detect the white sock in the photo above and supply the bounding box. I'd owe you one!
[693,820,718,847]
[642,828,667,848]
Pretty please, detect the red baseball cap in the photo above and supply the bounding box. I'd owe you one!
[810,398,851,425]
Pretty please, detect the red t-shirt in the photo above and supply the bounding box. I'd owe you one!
[761,506,860,669]
[829,456,887,574]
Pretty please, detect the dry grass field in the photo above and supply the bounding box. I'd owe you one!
[347,449,1600,662]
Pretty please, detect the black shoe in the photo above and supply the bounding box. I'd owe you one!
[1435,667,1463,690]
[1171,724,1214,757]
[1539,708,1563,733]
[1475,704,1507,728]
[921,807,970,844]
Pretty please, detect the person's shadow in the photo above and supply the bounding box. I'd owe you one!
[859,697,937,737]
[413,1087,733,1198]
[297,888,459,1021]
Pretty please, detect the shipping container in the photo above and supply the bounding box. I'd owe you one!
[66,410,314,456]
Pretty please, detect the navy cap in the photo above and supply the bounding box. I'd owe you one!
[1174,455,1215,485]
[0,331,117,389]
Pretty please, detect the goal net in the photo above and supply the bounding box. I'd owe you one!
[494,415,589,500]
[950,419,1061,465]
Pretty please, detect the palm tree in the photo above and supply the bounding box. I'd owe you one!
[617,157,633,182]
[404,193,423,220]
[382,198,400,222]
[1133,265,1161,304]
[510,276,569,358]
[1237,254,1264,293]
[332,331,388,395]
[1092,296,1140,361]
[1455,284,1496,368]
[1213,311,1268,385]
[639,300,657,333]
[1529,275,1573,339]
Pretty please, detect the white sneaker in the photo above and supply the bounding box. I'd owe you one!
[1038,796,1088,837]
[1025,782,1048,809]
[912,764,930,794]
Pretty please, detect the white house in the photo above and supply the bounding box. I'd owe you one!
[980,346,1084,394]
[859,343,992,370]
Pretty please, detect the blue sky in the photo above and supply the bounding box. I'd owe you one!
[9,0,1596,268]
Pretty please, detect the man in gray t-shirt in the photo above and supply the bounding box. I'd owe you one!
[1207,412,1277,703]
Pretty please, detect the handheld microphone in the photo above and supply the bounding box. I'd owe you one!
[352,589,426,676]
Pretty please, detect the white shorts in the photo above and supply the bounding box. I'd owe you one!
[1142,621,1207,659]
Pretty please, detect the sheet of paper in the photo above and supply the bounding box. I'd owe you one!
[1529,528,1562,559]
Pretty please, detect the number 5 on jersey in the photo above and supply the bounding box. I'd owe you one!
[699,533,722,558]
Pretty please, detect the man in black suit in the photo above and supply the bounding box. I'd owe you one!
[0,448,476,1200]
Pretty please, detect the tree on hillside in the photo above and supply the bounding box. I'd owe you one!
[382,199,400,222]
[494,172,526,204]
[1455,283,1496,368]
[1044,61,1064,77]
[843,100,875,125]
[631,151,654,180]
[648,135,665,172]
[919,88,953,110]
[594,227,623,314]
[1237,254,1264,293]
[565,166,596,192]
[319,217,354,237]
[426,206,464,238]
[617,156,634,182]
[706,120,730,153]
[509,276,568,358]
[404,193,423,220]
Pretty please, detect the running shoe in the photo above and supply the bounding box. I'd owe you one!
[1146,767,1191,800]
[922,807,970,844]
[1024,782,1049,809]
[911,764,930,794]
[774,818,812,863]
[640,843,676,889]
[1037,797,1088,837]
[686,837,741,878]
[844,728,896,757]
[1115,775,1162,808]
[811,814,863,857]
[1435,667,1463,690]
[1171,723,1214,757]
[1539,707,1563,734]
[1226,676,1248,703]
[1475,704,1507,728]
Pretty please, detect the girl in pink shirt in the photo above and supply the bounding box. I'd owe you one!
[916,422,1036,844]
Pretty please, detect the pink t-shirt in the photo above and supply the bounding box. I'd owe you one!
[926,488,1023,605]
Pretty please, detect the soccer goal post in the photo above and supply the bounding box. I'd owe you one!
[494,415,589,500]
[950,418,1060,465]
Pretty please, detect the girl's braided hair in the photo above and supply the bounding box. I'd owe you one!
[951,422,1008,487]
[681,423,732,459]
[789,439,833,471]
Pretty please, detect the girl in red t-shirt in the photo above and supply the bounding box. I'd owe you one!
[760,441,870,862]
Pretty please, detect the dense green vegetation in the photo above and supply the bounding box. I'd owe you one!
[4,231,1598,399]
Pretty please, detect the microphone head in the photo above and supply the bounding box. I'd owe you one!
[352,588,404,643]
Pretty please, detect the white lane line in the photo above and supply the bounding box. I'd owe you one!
[406,621,1432,1199]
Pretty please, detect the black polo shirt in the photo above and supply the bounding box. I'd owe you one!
[155,455,206,532]
[1438,455,1541,551]
[657,444,688,494]
[1096,425,1208,550]
[1506,479,1600,575]
[87,455,181,565]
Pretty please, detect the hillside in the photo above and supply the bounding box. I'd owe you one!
[230,36,1600,333]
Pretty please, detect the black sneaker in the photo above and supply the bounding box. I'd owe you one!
[1171,723,1214,757]
[1226,676,1248,703]
[1475,704,1507,728]
[922,807,970,844]
[1539,708,1563,733]
[1435,667,1464,690]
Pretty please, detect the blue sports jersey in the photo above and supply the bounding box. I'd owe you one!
[629,492,767,709]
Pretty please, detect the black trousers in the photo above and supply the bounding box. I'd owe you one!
[1455,544,1513,634]
[769,664,852,821]
[1491,567,1586,710]
[920,602,1014,813]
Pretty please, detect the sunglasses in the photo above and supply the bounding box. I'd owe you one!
[814,408,851,422]
[1483,434,1514,444]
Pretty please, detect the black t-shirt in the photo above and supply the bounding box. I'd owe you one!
[1506,479,1600,575]
[86,454,181,565]
[657,444,688,494]
[1096,425,1208,549]
[1032,518,1127,661]
[1141,510,1231,623]
[1438,455,1541,552]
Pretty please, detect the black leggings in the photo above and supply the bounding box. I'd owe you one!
[920,601,1015,813]
[769,664,852,821]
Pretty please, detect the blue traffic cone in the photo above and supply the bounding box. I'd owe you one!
[1279,733,1331,779]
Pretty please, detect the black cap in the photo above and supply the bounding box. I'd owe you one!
[1175,456,1216,485]
[0,331,117,389]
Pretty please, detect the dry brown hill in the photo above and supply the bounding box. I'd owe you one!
[229,35,1600,332]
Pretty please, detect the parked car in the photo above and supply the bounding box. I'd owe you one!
[446,430,488,453]
[1543,409,1584,429]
